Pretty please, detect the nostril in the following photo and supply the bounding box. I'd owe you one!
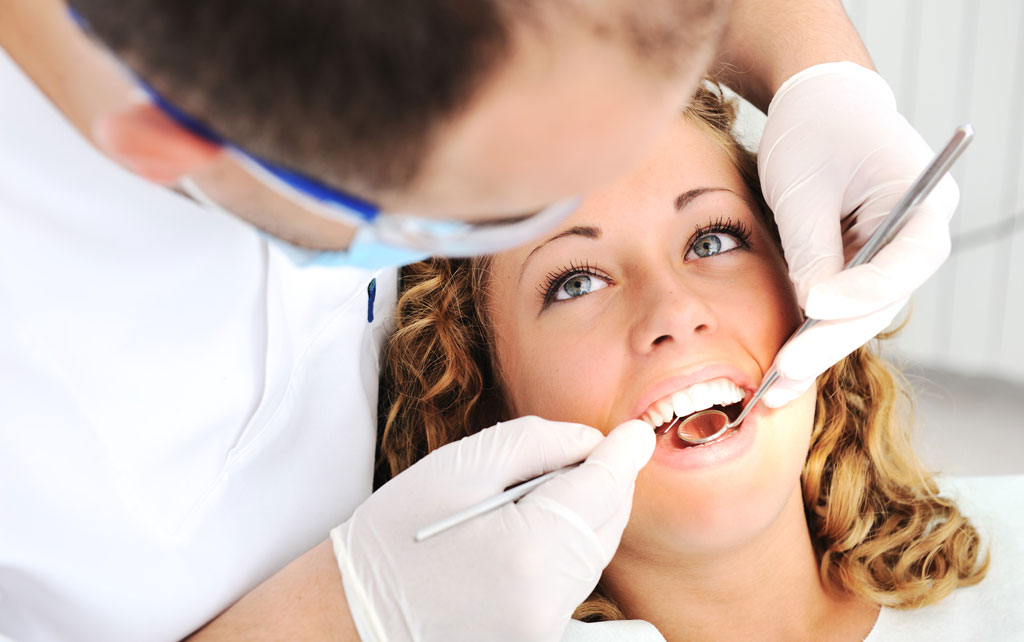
[652,334,671,346]
[694,323,710,334]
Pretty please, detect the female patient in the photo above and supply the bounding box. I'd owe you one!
[375,83,1015,640]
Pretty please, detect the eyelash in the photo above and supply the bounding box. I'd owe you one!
[537,217,753,309]
[688,217,752,254]
[538,260,609,308]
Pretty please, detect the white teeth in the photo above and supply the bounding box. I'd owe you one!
[648,408,664,426]
[640,378,745,429]
[685,382,713,414]
[710,380,727,400]
[655,401,673,422]
[671,393,695,421]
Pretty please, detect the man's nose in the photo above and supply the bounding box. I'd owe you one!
[627,275,719,355]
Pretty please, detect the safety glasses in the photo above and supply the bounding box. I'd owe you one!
[69,7,579,258]
[144,82,580,258]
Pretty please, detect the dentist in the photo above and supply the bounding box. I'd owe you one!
[0,0,955,640]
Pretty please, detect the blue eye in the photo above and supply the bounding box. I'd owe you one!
[686,232,741,260]
[554,273,609,301]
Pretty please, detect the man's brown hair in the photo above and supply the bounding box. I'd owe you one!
[72,0,510,195]
[71,0,724,198]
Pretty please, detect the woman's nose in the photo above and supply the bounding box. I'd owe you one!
[628,277,719,355]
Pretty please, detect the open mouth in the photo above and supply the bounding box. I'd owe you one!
[639,378,749,447]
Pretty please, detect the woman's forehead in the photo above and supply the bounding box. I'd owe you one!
[491,118,755,275]
[558,119,745,223]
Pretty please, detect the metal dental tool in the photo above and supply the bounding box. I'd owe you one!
[662,124,976,446]
[415,124,974,543]
[414,462,583,542]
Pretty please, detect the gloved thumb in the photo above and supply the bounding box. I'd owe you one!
[520,420,654,556]
[767,297,906,394]
[761,374,816,409]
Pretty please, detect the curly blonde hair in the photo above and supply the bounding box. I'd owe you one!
[376,81,988,615]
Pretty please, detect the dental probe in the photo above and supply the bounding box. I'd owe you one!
[415,124,974,543]
[668,123,976,445]
[414,463,582,541]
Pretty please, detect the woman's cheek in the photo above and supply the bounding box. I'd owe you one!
[754,383,818,494]
[524,322,618,423]
[503,337,594,427]
[773,383,817,449]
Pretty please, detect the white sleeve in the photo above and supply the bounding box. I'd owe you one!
[0,43,392,642]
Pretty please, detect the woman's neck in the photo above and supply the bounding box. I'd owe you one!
[601,485,879,642]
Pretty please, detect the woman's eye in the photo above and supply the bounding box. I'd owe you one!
[554,273,608,301]
[686,232,741,260]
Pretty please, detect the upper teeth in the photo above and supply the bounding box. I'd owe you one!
[641,378,745,428]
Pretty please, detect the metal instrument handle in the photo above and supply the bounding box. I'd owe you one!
[727,124,975,430]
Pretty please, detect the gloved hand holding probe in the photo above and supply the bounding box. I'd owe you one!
[331,417,655,642]
[757,62,958,407]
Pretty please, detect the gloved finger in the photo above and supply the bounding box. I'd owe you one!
[783,219,846,309]
[804,196,953,321]
[838,169,954,250]
[425,416,604,500]
[761,375,816,409]
[518,420,654,555]
[758,158,846,308]
[773,299,906,383]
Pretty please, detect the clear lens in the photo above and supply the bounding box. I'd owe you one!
[232,147,581,257]
[371,197,581,257]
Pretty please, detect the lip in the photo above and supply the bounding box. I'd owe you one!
[630,364,758,421]
[649,399,767,471]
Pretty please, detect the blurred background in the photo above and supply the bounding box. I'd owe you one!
[736,0,1024,475]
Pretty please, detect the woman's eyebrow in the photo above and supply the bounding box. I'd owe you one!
[518,225,602,282]
[675,186,732,211]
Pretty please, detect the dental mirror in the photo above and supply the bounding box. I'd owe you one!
[655,409,731,445]
[673,410,730,444]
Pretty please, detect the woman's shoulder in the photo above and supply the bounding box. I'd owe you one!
[866,475,1024,642]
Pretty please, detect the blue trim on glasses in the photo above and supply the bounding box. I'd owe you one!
[144,85,380,222]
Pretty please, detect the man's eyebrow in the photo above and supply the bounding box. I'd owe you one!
[518,225,602,282]
[675,187,731,211]
[473,212,536,227]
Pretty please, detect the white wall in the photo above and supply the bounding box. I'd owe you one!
[844,0,1024,384]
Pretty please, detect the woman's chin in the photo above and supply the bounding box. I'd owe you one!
[629,474,788,554]
[627,391,817,555]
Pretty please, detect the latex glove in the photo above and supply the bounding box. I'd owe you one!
[757,62,957,407]
[331,416,655,642]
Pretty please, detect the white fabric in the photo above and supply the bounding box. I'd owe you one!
[331,418,655,642]
[756,62,959,408]
[562,619,665,642]
[0,46,397,641]
[560,475,1024,642]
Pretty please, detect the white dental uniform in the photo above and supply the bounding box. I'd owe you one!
[561,475,1024,642]
[0,46,397,641]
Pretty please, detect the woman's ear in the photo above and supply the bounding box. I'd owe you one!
[92,102,223,185]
